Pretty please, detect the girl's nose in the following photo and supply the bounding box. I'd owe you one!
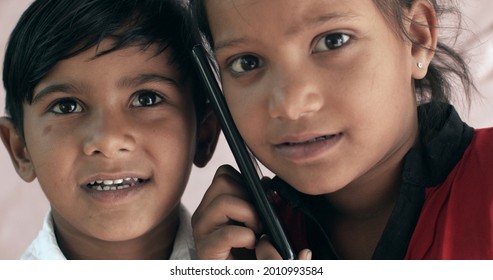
[82,110,136,158]
[268,65,324,120]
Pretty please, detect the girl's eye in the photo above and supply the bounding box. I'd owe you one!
[131,90,164,107]
[50,98,82,114]
[229,54,263,74]
[313,33,350,52]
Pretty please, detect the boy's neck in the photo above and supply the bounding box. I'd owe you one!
[53,207,180,260]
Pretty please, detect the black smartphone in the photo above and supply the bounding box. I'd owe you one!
[192,44,297,260]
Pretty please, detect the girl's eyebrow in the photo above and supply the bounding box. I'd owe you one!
[214,11,357,52]
[214,38,250,52]
[285,12,357,36]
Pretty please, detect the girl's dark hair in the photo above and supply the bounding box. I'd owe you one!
[372,0,474,107]
[189,0,475,113]
[3,0,205,137]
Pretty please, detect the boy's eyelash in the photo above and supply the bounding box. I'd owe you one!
[47,97,84,115]
[130,89,166,107]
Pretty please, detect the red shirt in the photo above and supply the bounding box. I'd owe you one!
[405,128,493,259]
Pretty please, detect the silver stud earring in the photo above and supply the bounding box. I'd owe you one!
[417,62,424,69]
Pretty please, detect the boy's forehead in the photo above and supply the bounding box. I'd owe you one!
[32,42,183,97]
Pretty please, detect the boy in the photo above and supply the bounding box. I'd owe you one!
[0,0,220,259]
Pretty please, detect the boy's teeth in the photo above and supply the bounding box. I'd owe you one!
[118,185,130,190]
[87,178,142,191]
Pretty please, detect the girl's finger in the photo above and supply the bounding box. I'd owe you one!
[255,234,283,260]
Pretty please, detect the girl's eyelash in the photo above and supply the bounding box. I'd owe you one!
[220,32,351,77]
[225,54,263,77]
[312,32,351,53]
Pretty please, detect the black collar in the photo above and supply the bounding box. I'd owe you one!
[373,102,474,259]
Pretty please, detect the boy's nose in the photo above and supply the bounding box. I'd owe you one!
[82,110,136,158]
[268,67,324,120]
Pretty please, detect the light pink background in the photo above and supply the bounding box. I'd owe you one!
[1,1,492,259]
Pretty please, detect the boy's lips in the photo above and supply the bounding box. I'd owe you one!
[80,174,150,192]
[85,177,146,191]
[80,174,151,204]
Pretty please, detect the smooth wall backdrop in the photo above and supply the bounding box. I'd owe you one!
[1,0,492,259]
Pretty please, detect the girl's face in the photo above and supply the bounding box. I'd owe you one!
[206,0,421,194]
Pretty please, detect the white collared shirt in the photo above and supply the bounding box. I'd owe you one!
[20,204,195,260]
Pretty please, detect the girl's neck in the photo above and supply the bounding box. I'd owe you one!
[324,161,402,219]
[54,208,179,260]
[318,149,406,259]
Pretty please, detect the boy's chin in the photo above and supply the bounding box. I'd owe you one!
[86,220,165,243]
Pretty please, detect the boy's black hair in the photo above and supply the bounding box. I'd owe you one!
[189,0,475,114]
[3,0,205,138]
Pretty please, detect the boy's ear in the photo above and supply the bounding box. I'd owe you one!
[407,0,438,79]
[0,117,36,182]
[193,106,221,167]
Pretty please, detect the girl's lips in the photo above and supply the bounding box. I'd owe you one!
[274,133,342,162]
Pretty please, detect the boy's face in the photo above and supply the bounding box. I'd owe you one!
[206,0,428,194]
[2,40,216,243]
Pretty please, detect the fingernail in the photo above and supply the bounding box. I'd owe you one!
[306,250,312,260]
[259,234,269,240]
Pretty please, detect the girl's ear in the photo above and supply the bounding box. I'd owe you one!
[193,106,221,168]
[407,0,438,79]
[0,117,36,182]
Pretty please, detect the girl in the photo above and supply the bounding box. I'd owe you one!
[189,0,493,259]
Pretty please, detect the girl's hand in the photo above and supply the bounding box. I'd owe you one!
[192,164,262,260]
[192,164,313,260]
[256,234,312,260]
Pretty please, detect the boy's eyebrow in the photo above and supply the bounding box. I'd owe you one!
[31,74,179,105]
[31,84,77,105]
[117,74,180,89]
[214,11,357,52]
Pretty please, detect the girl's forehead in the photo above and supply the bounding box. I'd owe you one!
[205,0,383,47]
[205,0,379,27]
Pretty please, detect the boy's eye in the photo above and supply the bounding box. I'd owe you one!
[50,98,82,114]
[131,90,164,107]
[313,33,350,52]
[229,54,263,74]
